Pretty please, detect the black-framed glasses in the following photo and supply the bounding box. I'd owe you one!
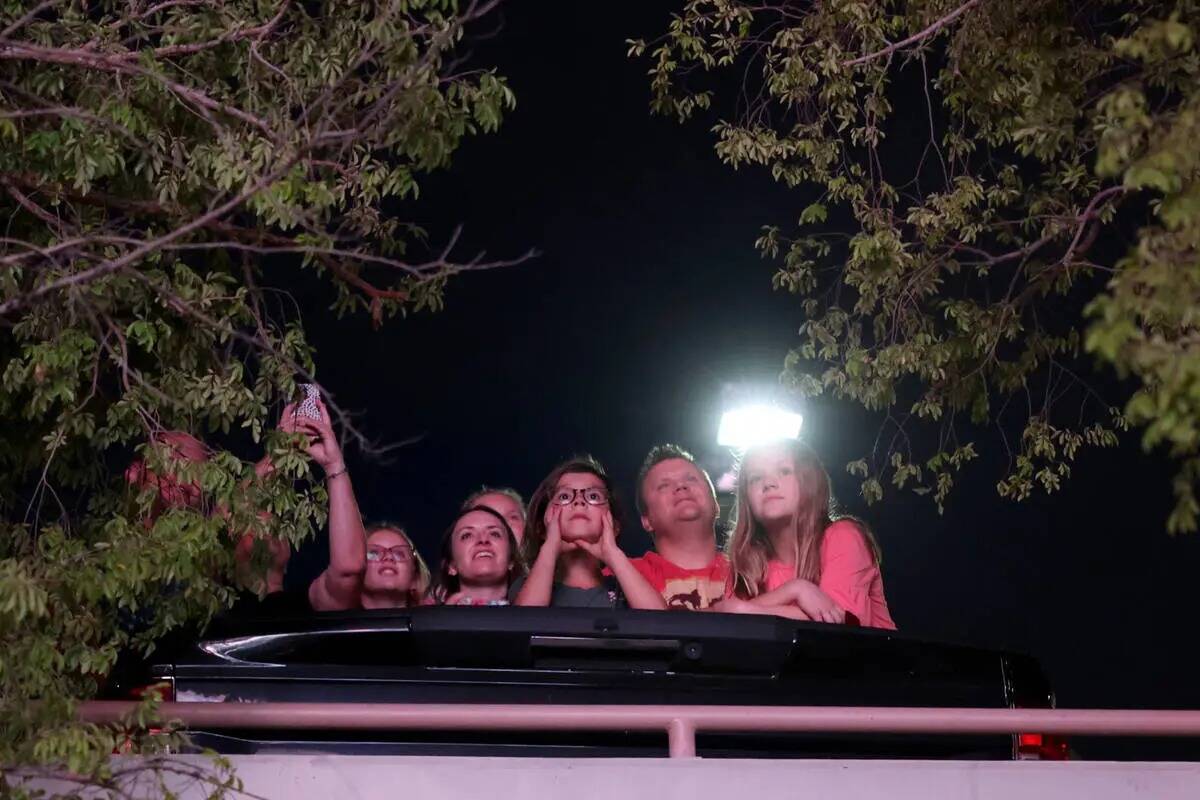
[551,487,609,506]
[366,546,412,562]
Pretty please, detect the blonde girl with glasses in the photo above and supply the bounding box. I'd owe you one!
[513,456,666,610]
[296,394,429,610]
[716,439,897,629]
[356,523,430,609]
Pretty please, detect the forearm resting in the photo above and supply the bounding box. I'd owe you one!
[606,550,666,610]
[514,548,557,606]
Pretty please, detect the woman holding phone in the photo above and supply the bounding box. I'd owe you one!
[291,393,430,610]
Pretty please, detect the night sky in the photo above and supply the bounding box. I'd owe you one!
[279,3,1200,755]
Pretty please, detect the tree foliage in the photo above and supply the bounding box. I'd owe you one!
[634,0,1200,529]
[0,0,518,789]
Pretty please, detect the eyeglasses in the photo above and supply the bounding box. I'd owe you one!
[551,487,609,506]
[367,546,412,562]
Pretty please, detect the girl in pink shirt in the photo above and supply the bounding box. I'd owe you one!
[717,439,897,630]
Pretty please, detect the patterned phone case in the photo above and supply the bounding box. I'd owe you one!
[297,383,321,420]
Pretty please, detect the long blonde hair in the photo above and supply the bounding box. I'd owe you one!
[726,439,880,598]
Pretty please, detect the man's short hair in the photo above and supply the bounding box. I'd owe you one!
[635,443,716,516]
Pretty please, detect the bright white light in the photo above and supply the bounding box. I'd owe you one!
[717,405,803,448]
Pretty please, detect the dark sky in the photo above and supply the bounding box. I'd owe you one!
[283,3,1200,755]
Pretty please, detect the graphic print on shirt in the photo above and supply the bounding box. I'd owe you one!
[662,576,726,610]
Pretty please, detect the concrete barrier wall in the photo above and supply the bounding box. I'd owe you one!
[21,756,1200,800]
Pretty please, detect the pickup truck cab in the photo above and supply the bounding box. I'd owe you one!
[116,606,1057,759]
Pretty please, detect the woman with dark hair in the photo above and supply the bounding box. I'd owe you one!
[459,486,527,544]
[432,505,524,605]
[513,456,665,610]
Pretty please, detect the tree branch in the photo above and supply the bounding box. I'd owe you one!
[0,43,275,136]
[141,2,289,60]
[842,0,987,67]
[0,156,298,318]
[0,0,62,40]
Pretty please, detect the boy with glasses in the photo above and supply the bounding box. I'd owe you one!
[512,456,665,609]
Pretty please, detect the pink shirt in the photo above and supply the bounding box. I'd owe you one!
[764,520,897,630]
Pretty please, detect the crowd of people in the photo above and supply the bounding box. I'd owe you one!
[126,396,897,629]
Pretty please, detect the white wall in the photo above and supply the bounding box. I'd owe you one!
[22,756,1200,800]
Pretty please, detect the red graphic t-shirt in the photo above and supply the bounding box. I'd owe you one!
[628,550,731,610]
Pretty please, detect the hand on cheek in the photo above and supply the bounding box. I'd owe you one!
[599,509,618,558]
[575,510,617,562]
[543,504,566,553]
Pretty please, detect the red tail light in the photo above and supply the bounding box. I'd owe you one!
[1017,732,1070,760]
[112,680,174,753]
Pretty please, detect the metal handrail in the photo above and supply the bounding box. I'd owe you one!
[79,702,1200,758]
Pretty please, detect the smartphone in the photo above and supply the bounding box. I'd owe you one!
[296,383,321,420]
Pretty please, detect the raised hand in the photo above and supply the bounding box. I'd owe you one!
[574,509,618,563]
[542,503,565,553]
[280,397,343,473]
[515,503,567,607]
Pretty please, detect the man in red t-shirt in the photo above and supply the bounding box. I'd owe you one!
[631,445,730,610]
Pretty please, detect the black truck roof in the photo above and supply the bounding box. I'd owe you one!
[126,606,1052,758]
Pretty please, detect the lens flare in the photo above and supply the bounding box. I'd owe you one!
[717,405,803,448]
